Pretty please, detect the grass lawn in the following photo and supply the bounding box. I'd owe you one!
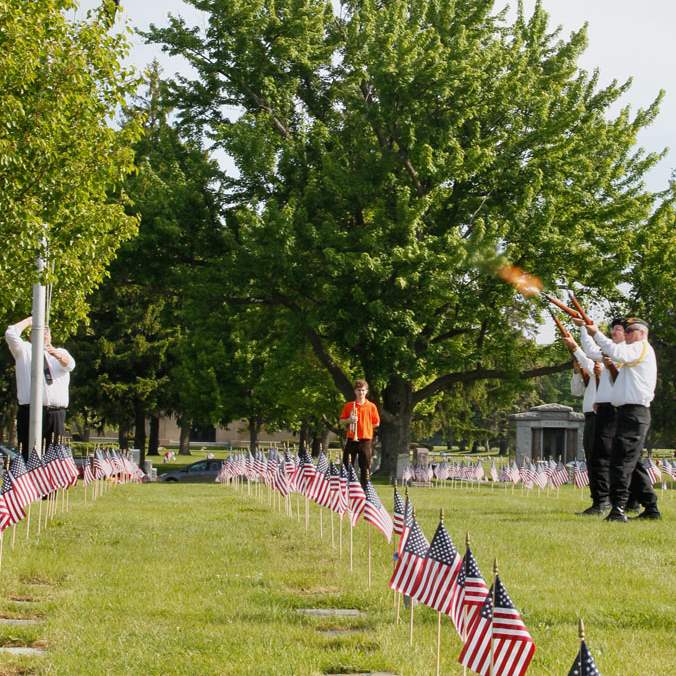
[0,480,673,675]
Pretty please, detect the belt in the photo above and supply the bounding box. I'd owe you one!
[44,406,66,411]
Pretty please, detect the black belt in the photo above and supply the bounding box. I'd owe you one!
[44,406,66,411]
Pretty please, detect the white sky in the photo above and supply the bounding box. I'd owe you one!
[76,0,675,192]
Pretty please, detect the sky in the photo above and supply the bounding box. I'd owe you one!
[76,0,675,192]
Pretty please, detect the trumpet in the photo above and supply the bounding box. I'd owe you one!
[351,401,359,442]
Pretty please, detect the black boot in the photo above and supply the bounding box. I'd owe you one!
[577,502,611,516]
[605,506,628,523]
[634,508,661,520]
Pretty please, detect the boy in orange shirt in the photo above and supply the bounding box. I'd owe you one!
[340,379,380,487]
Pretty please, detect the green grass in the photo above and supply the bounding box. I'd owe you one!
[0,480,673,674]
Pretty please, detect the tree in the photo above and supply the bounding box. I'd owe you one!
[67,64,224,462]
[0,0,141,333]
[148,0,666,474]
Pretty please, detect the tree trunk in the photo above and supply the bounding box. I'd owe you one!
[147,413,160,455]
[118,423,130,450]
[249,418,260,454]
[298,421,309,454]
[498,437,508,456]
[6,401,17,447]
[134,401,146,469]
[178,424,191,455]
[378,377,413,479]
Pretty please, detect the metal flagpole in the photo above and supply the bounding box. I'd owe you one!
[28,230,48,457]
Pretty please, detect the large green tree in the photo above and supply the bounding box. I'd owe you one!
[149,0,666,473]
[0,0,141,332]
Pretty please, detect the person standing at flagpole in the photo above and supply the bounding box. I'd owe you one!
[339,379,380,488]
[5,316,75,459]
[574,317,659,521]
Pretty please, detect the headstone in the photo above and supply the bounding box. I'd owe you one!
[395,453,410,482]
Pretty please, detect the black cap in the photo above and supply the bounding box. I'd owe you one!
[625,317,649,330]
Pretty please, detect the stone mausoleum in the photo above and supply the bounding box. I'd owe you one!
[510,403,585,464]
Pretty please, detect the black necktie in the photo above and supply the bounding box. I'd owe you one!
[44,356,53,385]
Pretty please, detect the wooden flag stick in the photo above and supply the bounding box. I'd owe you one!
[296,494,301,522]
[319,508,323,540]
[409,598,414,646]
[37,499,42,536]
[339,512,343,559]
[11,523,16,550]
[0,531,3,573]
[304,497,309,533]
[577,618,585,673]
[396,590,402,624]
[367,524,372,590]
[331,509,335,548]
[66,489,70,512]
[349,517,354,572]
[436,611,442,676]
[25,503,31,541]
[490,559,498,676]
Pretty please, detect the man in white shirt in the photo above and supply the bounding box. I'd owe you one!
[5,316,75,459]
[565,318,625,515]
[565,337,605,514]
[574,317,659,521]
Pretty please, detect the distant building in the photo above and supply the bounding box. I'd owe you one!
[509,404,584,464]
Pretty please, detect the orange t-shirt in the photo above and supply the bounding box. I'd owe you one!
[340,400,380,440]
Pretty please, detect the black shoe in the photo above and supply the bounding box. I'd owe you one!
[605,507,628,523]
[634,509,661,520]
[577,503,611,516]
[625,500,641,513]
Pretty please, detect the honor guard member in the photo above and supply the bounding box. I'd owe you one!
[578,317,659,521]
[564,336,605,514]
[5,316,75,459]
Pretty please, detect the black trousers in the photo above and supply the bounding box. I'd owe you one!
[591,403,615,504]
[610,404,656,510]
[343,439,373,487]
[15,405,66,461]
[583,413,599,503]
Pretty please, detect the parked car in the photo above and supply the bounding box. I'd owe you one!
[159,459,224,483]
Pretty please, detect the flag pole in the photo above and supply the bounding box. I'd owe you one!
[367,523,372,590]
[37,498,42,536]
[577,617,585,673]
[320,507,323,540]
[463,531,471,676]
[339,512,343,559]
[25,503,31,541]
[490,559,498,676]
[331,509,335,548]
[435,508,444,676]
[349,512,353,572]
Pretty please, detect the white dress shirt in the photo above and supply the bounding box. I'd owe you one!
[572,348,601,414]
[580,326,618,405]
[593,332,656,407]
[5,324,75,407]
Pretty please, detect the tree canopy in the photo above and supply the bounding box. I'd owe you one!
[0,0,141,333]
[146,0,669,470]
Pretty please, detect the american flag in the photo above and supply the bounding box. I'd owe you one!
[533,463,548,490]
[449,547,490,639]
[0,492,14,533]
[659,458,675,480]
[490,462,499,483]
[9,454,39,504]
[59,446,79,487]
[389,517,429,596]
[309,452,332,506]
[328,462,347,515]
[297,450,317,495]
[411,519,462,614]
[573,461,589,488]
[92,449,105,480]
[26,449,55,498]
[550,462,569,488]
[362,480,393,542]
[393,486,407,535]
[567,639,601,676]
[347,464,366,526]
[83,460,95,486]
[1,467,28,523]
[643,458,661,485]
[44,444,68,487]
[459,575,535,676]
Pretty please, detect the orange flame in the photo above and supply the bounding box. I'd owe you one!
[497,265,543,298]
